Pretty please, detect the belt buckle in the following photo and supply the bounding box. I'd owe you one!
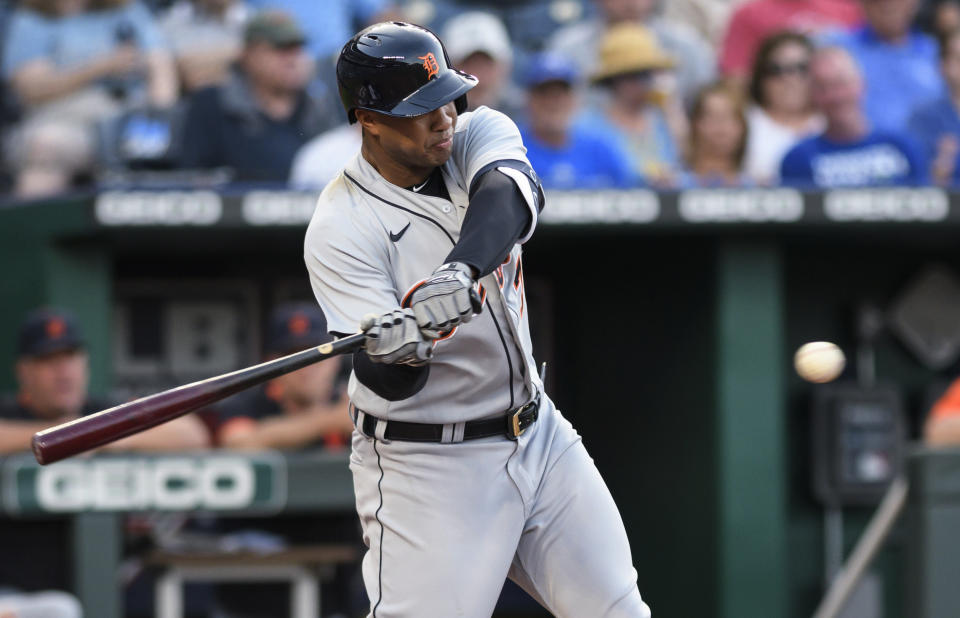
[506,399,535,440]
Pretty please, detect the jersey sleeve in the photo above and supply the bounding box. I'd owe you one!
[455,107,532,191]
[304,197,400,336]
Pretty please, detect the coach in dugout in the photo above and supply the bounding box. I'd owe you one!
[214,302,352,449]
[780,46,928,188]
[0,307,209,613]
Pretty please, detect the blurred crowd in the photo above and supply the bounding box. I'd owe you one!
[2,0,960,199]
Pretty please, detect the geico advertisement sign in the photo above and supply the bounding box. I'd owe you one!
[35,457,259,511]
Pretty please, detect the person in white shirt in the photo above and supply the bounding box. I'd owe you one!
[743,31,824,184]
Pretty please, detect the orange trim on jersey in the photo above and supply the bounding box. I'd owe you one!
[930,378,960,419]
[401,279,428,308]
[433,326,458,342]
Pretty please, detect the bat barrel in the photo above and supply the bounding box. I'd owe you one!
[32,333,365,465]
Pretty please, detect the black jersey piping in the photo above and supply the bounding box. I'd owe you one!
[373,438,385,617]
[345,171,456,244]
[344,171,520,410]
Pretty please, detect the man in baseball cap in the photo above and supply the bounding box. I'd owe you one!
[442,11,523,117]
[0,308,208,610]
[215,302,351,450]
[519,52,635,189]
[178,9,336,180]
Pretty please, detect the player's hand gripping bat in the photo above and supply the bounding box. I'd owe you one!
[31,333,366,465]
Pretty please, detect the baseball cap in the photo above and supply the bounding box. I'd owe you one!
[442,11,513,65]
[267,302,332,355]
[244,10,307,47]
[18,307,85,358]
[524,53,579,89]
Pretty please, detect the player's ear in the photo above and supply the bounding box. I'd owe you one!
[355,110,381,137]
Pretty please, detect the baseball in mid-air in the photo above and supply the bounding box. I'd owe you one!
[794,341,846,383]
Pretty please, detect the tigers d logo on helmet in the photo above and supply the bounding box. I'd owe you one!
[419,52,440,79]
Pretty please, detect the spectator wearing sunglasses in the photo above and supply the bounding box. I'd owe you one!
[743,31,824,184]
[908,28,960,185]
[720,0,863,83]
[828,0,944,132]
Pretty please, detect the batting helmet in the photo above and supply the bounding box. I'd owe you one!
[336,22,478,124]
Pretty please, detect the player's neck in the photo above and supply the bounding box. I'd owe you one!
[361,142,433,188]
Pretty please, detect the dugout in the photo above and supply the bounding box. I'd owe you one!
[2,187,960,618]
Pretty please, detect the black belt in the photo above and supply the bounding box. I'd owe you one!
[353,394,540,443]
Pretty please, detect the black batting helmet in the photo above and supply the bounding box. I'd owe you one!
[336,22,478,124]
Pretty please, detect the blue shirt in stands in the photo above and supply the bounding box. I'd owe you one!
[908,96,960,185]
[828,26,944,132]
[780,130,928,188]
[2,2,165,79]
[519,122,637,189]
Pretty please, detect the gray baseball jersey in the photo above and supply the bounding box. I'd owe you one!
[305,107,541,424]
[304,106,649,617]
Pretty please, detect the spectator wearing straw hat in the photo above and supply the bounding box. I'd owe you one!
[580,23,682,186]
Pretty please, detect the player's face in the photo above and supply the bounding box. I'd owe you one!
[16,349,89,419]
[362,102,458,173]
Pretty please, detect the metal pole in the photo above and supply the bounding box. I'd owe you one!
[811,476,909,618]
[824,506,844,583]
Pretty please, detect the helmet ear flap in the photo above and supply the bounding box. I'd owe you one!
[454,94,468,115]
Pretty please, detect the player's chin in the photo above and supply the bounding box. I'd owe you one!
[423,148,453,167]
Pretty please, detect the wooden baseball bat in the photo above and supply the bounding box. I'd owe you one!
[31,333,366,465]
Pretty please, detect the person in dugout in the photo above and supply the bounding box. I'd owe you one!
[214,302,353,450]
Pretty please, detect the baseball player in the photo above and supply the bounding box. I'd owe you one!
[305,22,650,617]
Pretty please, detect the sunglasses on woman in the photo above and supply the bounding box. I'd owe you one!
[764,61,809,78]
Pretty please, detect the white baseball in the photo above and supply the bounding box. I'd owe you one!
[794,341,846,383]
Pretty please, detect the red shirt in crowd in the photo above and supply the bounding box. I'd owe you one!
[720,0,864,78]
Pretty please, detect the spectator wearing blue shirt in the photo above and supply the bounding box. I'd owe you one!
[828,0,944,132]
[2,0,177,197]
[908,28,960,185]
[518,53,635,190]
[781,47,928,187]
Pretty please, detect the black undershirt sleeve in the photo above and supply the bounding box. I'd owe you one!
[445,160,544,277]
[329,331,430,402]
[352,350,430,401]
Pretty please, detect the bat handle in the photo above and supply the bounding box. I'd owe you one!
[469,288,483,314]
